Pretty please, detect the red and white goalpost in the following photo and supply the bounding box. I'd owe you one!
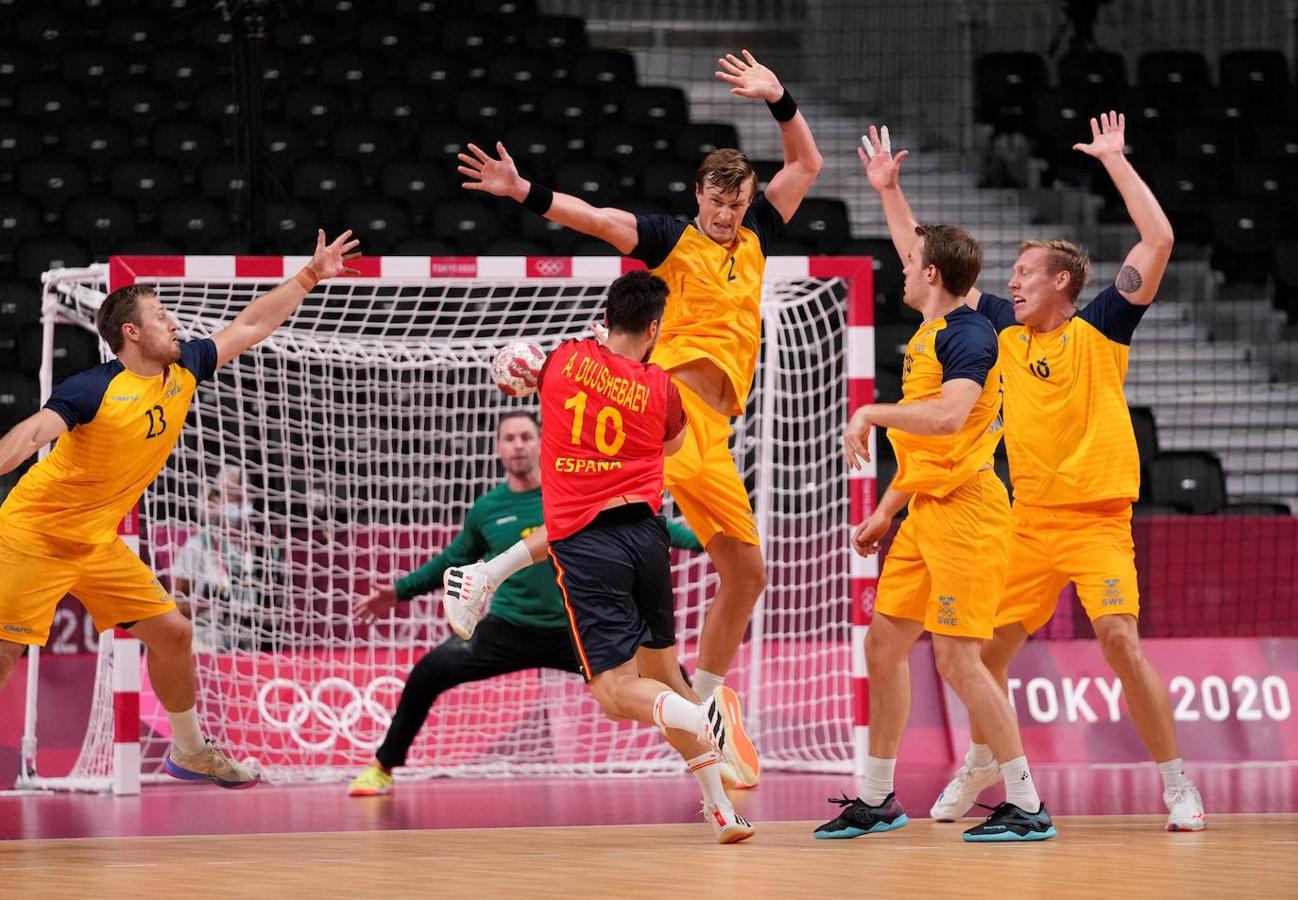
[19,254,875,792]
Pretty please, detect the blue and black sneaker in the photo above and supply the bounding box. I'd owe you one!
[962,801,1056,842]
[813,792,909,840]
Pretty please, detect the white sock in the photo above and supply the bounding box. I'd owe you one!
[1157,758,1186,792]
[692,668,724,700]
[168,706,205,755]
[686,751,729,808]
[1001,756,1041,811]
[860,755,896,806]
[966,742,995,769]
[482,540,533,586]
[653,690,706,738]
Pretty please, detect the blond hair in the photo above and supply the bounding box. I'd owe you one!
[1019,239,1092,303]
[694,148,757,198]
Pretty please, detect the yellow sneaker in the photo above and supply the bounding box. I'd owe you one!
[348,763,394,797]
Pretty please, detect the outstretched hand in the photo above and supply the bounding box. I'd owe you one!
[857,124,909,193]
[308,229,362,280]
[355,582,398,626]
[459,142,526,199]
[1073,110,1126,160]
[714,49,784,102]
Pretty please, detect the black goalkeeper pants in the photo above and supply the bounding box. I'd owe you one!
[375,613,582,770]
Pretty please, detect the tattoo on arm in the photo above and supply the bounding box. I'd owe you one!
[1116,265,1143,293]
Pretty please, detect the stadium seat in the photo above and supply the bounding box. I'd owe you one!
[104,14,169,50]
[841,238,905,323]
[405,52,460,92]
[264,199,323,253]
[189,15,233,53]
[261,122,311,171]
[590,124,655,178]
[429,198,503,248]
[1137,50,1210,116]
[17,81,85,127]
[0,120,41,173]
[1,45,37,103]
[518,211,576,250]
[368,85,437,127]
[974,52,1047,131]
[1221,500,1292,516]
[151,48,212,96]
[61,119,133,168]
[784,198,851,253]
[440,17,497,55]
[0,280,41,335]
[319,51,381,93]
[1057,49,1128,94]
[621,86,689,134]
[17,157,91,212]
[273,17,332,54]
[61,196,138,254]
[520,15,587,57]
[153,119,223,168]
[674,123,740,161]
[200,158,248,201]
[284,85,347,136]
[105,78,168,128]
[15,11,75,52]
[553,160,618,206]
[331,122,401,172]
[380,158,450,212]
[1253,124,1298,163]
[1273,240,1298,321]
[473,0,537,19]
[640,160,698,216]
[0,373,40,431]
[487,51,549,93]
[60,47,127,90]
[292,158,363,214]
[1210,200,1276,280]
[417,122,473,169]
[196,83,239,125]
[339,198,411,254]
[572,49,636,93]
[0,200,41,265]
[1149,161,1213,242]
[1128,405,1159,497]
[19,322,100,378]
[1147,450,1227,514]
[453,86,514,129]
[1235,161,1298,214]
[16,236,89,280]
[500,123,567,178]
[540,87,599,128]
[1220,49,1290,107]
[357,17,408,54]
[109,158,181,213]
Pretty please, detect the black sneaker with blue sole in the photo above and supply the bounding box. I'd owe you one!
[813,792,909,840]
[962,801,1056,842]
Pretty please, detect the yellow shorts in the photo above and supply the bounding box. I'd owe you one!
[994,501,1139,633]
[874,469,1010,639]
[663,384,758,547]
[0,524,175,646]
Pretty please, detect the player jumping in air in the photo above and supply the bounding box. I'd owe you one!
[450,51,823,785]
[864,113,1204,831]
[348,410,703,797]
[0,230,360,788]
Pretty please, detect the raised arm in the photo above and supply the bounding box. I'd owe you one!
[715,50,822,222]
[0,410,68,476]
[1074,111,1173,306]
[211,230,361,368]
[859,124,922,265]
[458,142,639,254]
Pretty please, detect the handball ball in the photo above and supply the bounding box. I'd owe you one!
[491,342,546,397]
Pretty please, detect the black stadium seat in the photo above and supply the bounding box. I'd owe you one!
[16,236,89,280]
[19,322,101,378]
[502,123,568,177]
[151,48,212,95]
[153,119,223,168]
[1211,200,1276,280]
[357,17,408,54]
[622,86,689,132]
[284,85,347,135]
[429,198,503,249]
[61,119,133,168]
[974,51,1047,131]
[640,160,697,216]
[60,47,127,90]
[1220,49,1290,106]
[262,122,311,170]
[1147,450,1227,514]
[552,160,618,206]
[380,158,450,212]
[291,158,364,212]
[1057,49,1128,94]
[17,81,85,127]
[785,198,851,253]
[674,123,740,161]
[200,158,248,201]
[1149,162,1213,242]
[590,124,654,176]
[0,373,40,431]
[340,198,411,254]
[0,120,41,173]
[18,157,91,212]
[440,17,496,55]
[368,85,437,126]
[109,158,181,212]
[61,196,138,253]
[157,198,229,253]
[106,79,168,128]
[520,16,587,57]
[0,199,41,256]
[330,122,401,171]
[1273,240,1298,322]
[265,199,322,253]
[572,49,636,93]
[1128,405,1159,497]
[1137,50,1210,117]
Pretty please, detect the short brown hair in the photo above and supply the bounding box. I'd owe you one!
[915,224,983,297]
[1019,239,1092,303]
[497,410,539,434]
[694,148,757,199]
[96,284,156,354]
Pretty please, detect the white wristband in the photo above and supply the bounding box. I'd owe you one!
[482,539,534,586]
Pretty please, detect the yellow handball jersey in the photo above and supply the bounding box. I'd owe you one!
[977,285,1148,507]
[888,306,1004,498]
[631,193,784,415]
[0,339,218,544]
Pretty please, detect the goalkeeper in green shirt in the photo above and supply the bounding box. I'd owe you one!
[348,411,702,796]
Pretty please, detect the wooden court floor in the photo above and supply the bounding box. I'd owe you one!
[3,815,1296,899]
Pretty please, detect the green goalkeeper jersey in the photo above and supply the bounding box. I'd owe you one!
[395,483,703,631]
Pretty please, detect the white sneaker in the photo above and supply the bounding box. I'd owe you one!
[164,741,261,789]
[1164,780,1206,831]
[704,801,755,844]
[929,761,1000,822]
[442,563,493,640]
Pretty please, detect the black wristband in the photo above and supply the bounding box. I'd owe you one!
[521,182,554,216]
[766,89,797,123]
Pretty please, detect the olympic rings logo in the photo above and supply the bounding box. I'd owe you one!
[256,676,405,752]
[532,257,567,277]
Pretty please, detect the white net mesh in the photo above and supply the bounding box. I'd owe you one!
[37,260,856,783]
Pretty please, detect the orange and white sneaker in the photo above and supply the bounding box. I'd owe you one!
[719,760,759,790]
[704,801,755,844]
[703,686,760,787]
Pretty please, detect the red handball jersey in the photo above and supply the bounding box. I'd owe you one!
[538,338,686,540]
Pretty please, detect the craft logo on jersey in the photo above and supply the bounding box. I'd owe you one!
[164,380,183,400]
[1102,577,1124,607]
[936,594,958,626]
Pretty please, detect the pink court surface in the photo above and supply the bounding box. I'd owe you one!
[3,764,1297,898]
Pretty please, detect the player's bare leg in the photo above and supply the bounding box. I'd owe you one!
[1093,613,1204,830]
[696,535,766,675]
[932,623,1027,821]
[638,646,754,843]
[129,609,260,788]
[0,638,24,694]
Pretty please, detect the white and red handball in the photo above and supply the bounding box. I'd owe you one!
[491,341,546,397]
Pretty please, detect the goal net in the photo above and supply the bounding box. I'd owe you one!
[28,255,873,787]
